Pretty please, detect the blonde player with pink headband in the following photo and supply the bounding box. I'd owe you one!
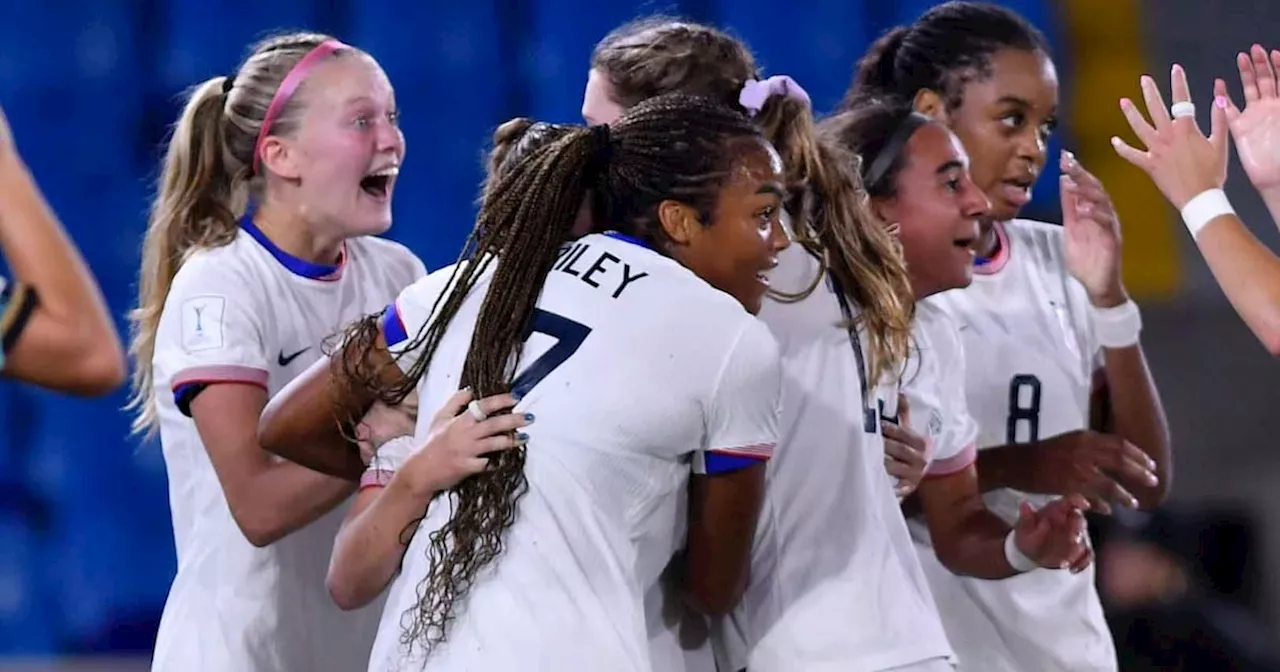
[130,32,427,671]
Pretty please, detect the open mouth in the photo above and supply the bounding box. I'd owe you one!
[360,165,399,200]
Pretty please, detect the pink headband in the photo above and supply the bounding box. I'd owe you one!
[738,75,812,117]
[253,39,351,174]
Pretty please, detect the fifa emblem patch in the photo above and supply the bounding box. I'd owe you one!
[181,295,227,352]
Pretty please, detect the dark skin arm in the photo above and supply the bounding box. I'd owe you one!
[681,462,766,615]
[258,332,402,481]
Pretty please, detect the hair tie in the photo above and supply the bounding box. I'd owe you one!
[588,124,612,173]
[862,111,933,192]
[222,75,235,95]
[738,75,812,117]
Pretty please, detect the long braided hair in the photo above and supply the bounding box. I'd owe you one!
[336,93,765,655]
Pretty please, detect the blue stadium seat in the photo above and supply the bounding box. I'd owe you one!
[0,514,56,653]
[521,2,647,123]
[349,4,510,269]
[158,0,318,92]
[715,0,870,114]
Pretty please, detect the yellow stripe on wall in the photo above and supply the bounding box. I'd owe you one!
[1059,0,1180,299]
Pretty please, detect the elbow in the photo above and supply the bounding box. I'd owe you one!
[326,563,375,611]
[60,344,127,397]
[231,511,288,549]
[1262,329,1280,359]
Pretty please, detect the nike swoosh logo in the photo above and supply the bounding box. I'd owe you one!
[277,347,310,367]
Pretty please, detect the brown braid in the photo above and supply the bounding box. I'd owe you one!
[335,93,764,656]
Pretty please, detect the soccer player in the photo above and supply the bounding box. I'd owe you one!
[0,104,125,394]
[848,3,1172,670]
[1113,46,1280,358]
[583,21,947,671]
[258,94,788,671]
[128,33,425,672]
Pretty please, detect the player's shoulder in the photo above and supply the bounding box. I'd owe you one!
[349,235,426,277]
[1003,217,1070,271]
[914,297,964,360]
[168,234,265,300]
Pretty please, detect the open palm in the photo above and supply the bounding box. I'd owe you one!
[1226,46,1280,191]
[1060,152,1124,302]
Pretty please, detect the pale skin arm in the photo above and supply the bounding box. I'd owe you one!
[191,383,359,548]
[326,390,529,610]
[0,108,125,395]
[1114,58,1280,356]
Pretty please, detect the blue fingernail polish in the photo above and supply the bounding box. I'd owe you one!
[524,413,536,422]
[517,432,529,441]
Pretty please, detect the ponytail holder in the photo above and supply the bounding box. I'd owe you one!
[588,124,612,173]
[253,39,351,175]
[738,75,812,117]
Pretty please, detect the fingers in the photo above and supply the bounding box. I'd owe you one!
[475,432,529,455]
[435,387,475,422]
[1092,469,1140,510]
[1118,97,1158,148]
[1211,80,1231,153]
[474,411,535,439]
[1140,75,1172,130]
[1239,51,1259,103]
[1169,63,1193,104]
[1252,44,1277,100]
[1110,135,1150,169]
[881,422,926,453]
[897,394,912,427]
[1217,78,1243,129]
[1068,546,1095,575]
[1170,64,1205,136]
[474,392,520,418]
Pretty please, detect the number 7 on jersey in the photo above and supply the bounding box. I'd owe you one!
[512,309,592,397]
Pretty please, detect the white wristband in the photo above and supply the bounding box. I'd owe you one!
[1090,299,1142,349]
[1004,529,1038,573]
[1180,188,1235,239]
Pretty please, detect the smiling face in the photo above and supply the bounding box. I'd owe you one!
[260,53,405,238]
[945,47,1059,224]
[663,137,791,314]
[875,123,990,298]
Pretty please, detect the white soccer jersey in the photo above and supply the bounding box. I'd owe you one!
[363,232,782,672]
[926,219,1115,672]
[715,239,955,672]
[149,218,425,672]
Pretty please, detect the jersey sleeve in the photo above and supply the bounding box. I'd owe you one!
[0,275,37,366]
[159,258,271,416]
[905,310,977,477]
[693,318,783,476]
[359,435,419,490]
[380,264,458,375]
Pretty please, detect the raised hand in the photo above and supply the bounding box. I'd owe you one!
[401,388,532,496]
[883,395,929,498]
[1012,494,1093,573]
[1060,151,1126,306]
[1112,65,1228,209]
[1223,45,1280,192]
[1008,429,1158,516]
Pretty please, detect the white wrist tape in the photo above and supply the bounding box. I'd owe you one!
[1091,299,1142,349]
[1180,188,1235,239]
[1004,529,1038,573]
